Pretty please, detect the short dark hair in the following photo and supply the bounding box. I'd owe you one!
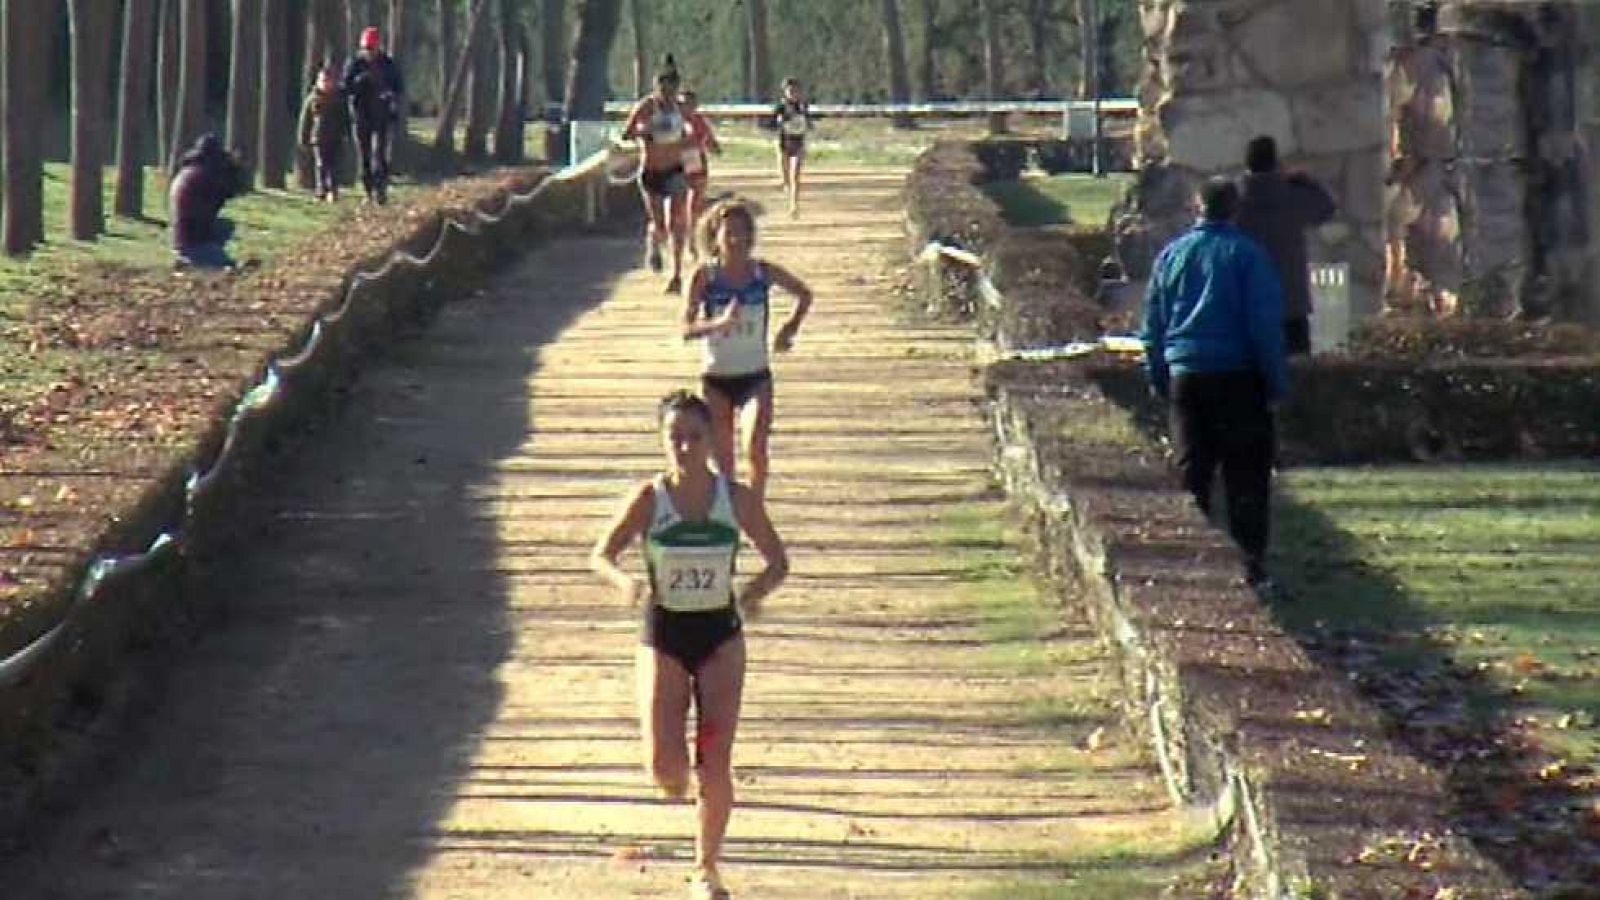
[1245,135,1278,173]
[1200,178,1239,221]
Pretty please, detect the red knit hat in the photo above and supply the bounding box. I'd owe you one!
[359,27,381,50]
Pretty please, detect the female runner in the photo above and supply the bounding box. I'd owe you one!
[683,200,813,498]
[622,57,693,292]
[591,390,789,900]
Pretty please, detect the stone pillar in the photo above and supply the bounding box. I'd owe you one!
[1116,0,1389,316]
[1385,1,1598,322]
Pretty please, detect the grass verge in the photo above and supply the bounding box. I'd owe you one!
[982,172,1134,229]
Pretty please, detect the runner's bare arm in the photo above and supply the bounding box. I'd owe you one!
[730,483,788,616]
[621,99,652,141]
[590,481,653,603]
[681,267,737,339]
[763,261,814,351]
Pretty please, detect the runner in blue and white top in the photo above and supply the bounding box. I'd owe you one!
[683,200,814,498]
[591,390,788,900]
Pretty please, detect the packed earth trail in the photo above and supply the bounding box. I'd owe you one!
[2,170,1211,898]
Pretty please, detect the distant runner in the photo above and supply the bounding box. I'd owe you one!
[683,200,813,497]
[623,56,693,293]
[591,390,789,900]
[679,90,722,258]
[770,79,813,217]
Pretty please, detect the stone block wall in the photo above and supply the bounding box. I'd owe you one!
[1387,2,1600,322]
[1116,0,1389,316]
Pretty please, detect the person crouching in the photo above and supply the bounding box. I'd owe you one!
[169,134,248,270]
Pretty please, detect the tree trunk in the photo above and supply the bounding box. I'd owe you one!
[436,0,455,112]
[541,0,564,115]
[4,0,48,253]
[494,0,523,162]
[745,0,770,101]
[386,0,411,164]
[259,0,290,187]
[913,0,935,100]
[979,0,1006,133]
[344,0,359,53]
[563,0,620,121]
[434,0,491,153]
[114,0,156,217]
[1074,0,1094,99]
[515,24,531,146]
[157,0,180,162]
[879,0,912,127]
[462,0,494,159]
[226,0,261,167]
[170,0,208,170]
[739,18,751,100]
[629,0,646,97]
[1025,0,1051,98]
[69,0,113,239]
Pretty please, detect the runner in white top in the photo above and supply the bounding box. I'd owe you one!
[683,200,814,498]
[591,390,788,900]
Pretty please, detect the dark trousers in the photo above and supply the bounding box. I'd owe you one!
[1170,370,1276,574]
[314,143,340,196]
[354,119,391,196]
[1284,317,1311,356]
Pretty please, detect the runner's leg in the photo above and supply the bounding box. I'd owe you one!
[703,386,738,483]
[743,381,775,498]
[692,635,746,881]
[636,645,694,798]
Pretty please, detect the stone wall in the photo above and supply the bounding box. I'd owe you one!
[1116,0,1389,316]
[1120,0,1600,326]
[1387,2,1600,322]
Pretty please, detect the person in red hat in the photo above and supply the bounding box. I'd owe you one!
[341,26,405,204]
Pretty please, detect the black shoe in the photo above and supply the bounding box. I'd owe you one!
[646,244,664,273]
[665,275,682,295]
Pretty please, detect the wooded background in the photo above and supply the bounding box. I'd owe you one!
[0,0,1139,254]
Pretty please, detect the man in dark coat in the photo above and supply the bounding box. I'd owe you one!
[1141,178,1287,586]
[342,26,405,204]
[168,134,248,269]
[1234,135,1337,355]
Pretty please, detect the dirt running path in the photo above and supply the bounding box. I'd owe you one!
[2,170,1202,898]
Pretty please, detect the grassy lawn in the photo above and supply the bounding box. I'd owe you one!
[983,172,1134,229]
[1275,464,1600,760]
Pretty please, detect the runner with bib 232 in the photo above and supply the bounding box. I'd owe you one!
[684,200,813,499]
[590,390,789,900]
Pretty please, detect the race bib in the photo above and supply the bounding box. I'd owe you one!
[781,114,809,136]
[705,305,768,373]
[657,545,733,611]
[682,146,706,174]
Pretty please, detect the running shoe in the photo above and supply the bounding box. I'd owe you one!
[687,870,730,900]
[646,243,664,273]
[666,275,682,295]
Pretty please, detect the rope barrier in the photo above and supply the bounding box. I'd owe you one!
[0,150,613,689]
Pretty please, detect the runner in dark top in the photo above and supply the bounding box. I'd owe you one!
[770,79,813,217]
[341,26,405,205]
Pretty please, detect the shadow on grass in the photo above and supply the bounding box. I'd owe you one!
[1086,365,1600,893]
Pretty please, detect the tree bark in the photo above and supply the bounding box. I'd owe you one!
[1025,0,1051,98]
[879,0,912,127]
[494,0,524,162]
[563,0,620,121]
[979,0,1006,133]
[115,0,156,217]
[745,0,770,101]
[69,0,113,239]
[157,0,180,162]
[170,0,208,170]
[463,0,494,159]
[226,0,261,167]
[912,0,935,100]
[629,0,646,97]
[436,0,455,112]
[541,0,564,114]
[1074,0,1094,99]
[4,0,48,253]
[259,0,290,187]
[516,24,532,143]
[434,0,491,153]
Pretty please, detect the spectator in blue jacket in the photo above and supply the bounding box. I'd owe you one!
[1141,177,1287,586]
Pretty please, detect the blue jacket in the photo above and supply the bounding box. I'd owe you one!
[1140,221,1288,400]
